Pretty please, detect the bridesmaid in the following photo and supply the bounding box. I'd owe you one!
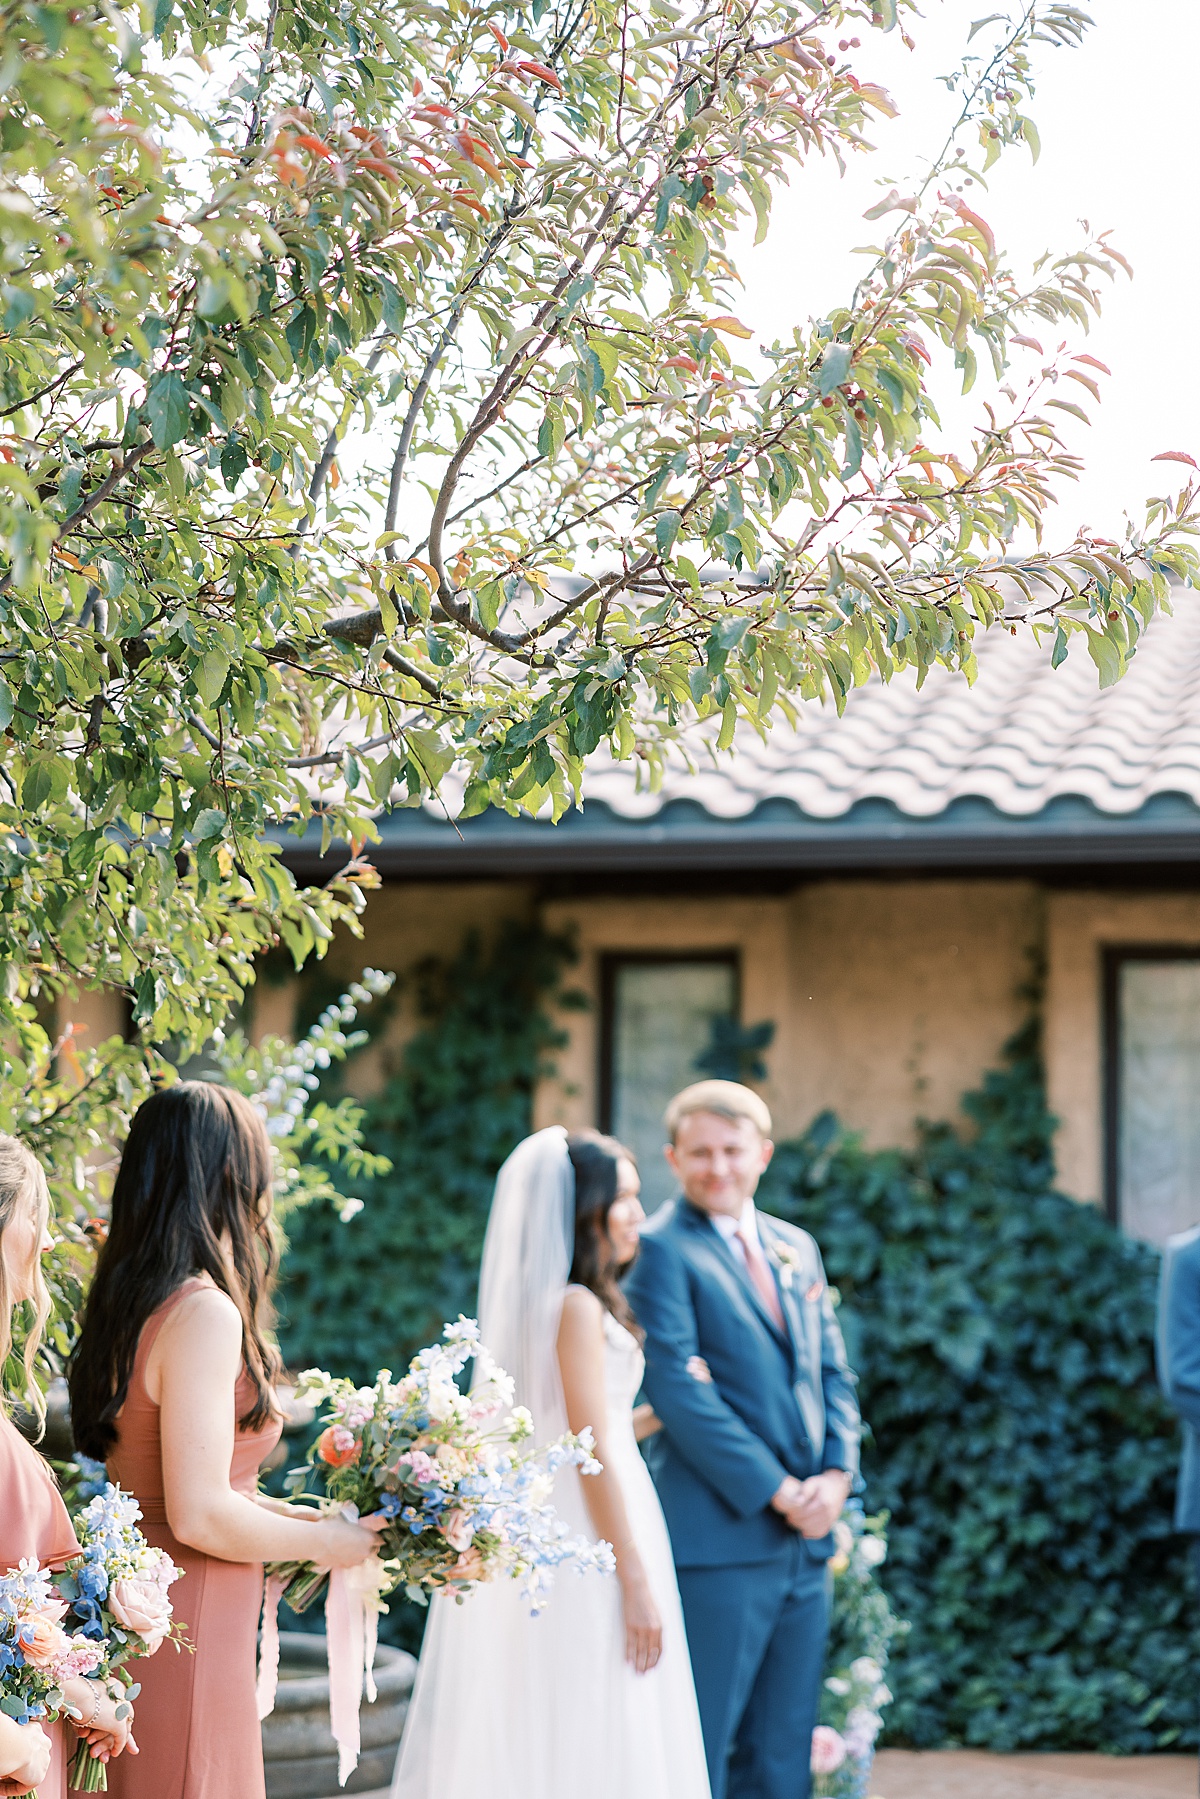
[68,1083,384,1799]
[0,1135,136,1796]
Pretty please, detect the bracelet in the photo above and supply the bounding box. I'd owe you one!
[80,1682,103,1731]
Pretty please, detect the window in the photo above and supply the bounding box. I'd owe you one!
[601,956,738,1213]
[1107,951,1200,1244]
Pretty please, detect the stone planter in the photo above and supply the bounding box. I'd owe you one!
[261,1632,415,1799]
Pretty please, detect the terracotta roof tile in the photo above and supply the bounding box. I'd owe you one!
[583,596,1200,821]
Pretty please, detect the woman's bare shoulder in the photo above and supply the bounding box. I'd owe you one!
[158,1282,242,1355]
[561,1283,604,1321]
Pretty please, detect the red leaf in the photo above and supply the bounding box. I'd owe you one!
[517,58,563,91]
[487,22,509,51]
[1072,353,1112,376]
[1010,333,1043,354]
[1152,451,1199,469]
[945,194,995,259]
[663,355,700,373]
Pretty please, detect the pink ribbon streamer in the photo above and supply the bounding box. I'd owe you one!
[256,1572,285,1722]
[256,1535,385,1786]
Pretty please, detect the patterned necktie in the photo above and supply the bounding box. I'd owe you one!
[736,1226,785,1331]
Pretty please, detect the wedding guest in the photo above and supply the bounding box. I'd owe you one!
[0,1135,136,1796]
[68,1083,385,1799]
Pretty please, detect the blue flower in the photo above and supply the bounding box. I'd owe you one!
[377,1493,403,1519]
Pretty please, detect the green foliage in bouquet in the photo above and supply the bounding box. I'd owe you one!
[761,1020,1196,1754]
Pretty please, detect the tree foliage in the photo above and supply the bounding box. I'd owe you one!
[2,0,1197,1071]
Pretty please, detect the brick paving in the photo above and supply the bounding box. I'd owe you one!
[873,1750,1195,1797]
[345,1753,1196,1799]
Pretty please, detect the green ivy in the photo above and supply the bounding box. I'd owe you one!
[277,921,579,1383]
[761,1021,1198,1753]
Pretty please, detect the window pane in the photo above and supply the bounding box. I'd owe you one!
[1119,960,1200,1244]
[610,960,737,1213]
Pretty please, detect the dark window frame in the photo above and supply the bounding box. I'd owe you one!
[598,950,741,1133]
[1102,943,1200,1227]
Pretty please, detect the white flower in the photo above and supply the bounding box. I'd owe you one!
[849,1656,882,1686]
[338,1197,364,1222]
[857,1534,887,1567]
[824,1676,851,1696]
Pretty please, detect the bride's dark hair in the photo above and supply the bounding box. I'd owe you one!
[69,1081,283,1460]
[566,1130,643,1340]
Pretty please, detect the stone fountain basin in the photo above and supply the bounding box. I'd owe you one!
[261,1632,416,1799]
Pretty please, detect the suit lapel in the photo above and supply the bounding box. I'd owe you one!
[757,1217,810,1373]
[684,1204,792,1352]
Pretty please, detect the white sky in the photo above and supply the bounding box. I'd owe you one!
[734,0,1200,544]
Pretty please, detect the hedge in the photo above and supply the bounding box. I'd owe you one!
[760,1021,1199,1751]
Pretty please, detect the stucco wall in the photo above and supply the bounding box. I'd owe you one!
[236,874,1200,1202]
[248,880,536,1099]
[1046,891,1200,1204]
[535,879,1044,1150]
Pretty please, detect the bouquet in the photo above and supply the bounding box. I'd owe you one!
[0,1559,106,1752]
[261,1317,615,1786]
[55,1485,185,1792]
[272,1316,615,1612]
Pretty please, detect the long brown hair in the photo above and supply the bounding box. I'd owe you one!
[69,1082,282,1459]
[0,1135,52,1425]
[566,1130,642,1341]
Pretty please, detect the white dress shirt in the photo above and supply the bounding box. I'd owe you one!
[710,1199,760,1268]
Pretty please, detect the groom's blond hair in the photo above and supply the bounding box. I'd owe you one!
[664,1080,772,1143]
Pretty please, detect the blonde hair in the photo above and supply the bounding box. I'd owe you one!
[664,1079,773,1143]
[0,1135,52,1423]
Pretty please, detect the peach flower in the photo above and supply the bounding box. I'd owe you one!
[109,1577,173,1654]
[315,1424,359,1469]
[450,1548,486,1583]
[20,1609,70,1670]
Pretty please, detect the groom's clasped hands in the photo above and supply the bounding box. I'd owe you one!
[771,1470,854,1539]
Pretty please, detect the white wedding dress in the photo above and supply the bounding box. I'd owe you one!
[391,1130,711,1799]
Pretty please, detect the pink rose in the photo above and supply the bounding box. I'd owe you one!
[109,1577,173,1654]
[19,1609,70,1669]
[810,1726,847,1775]
[441,1509,474,1553]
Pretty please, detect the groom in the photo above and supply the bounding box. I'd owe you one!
[626,1079,860,1799]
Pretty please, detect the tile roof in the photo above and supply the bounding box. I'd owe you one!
[582,593,1200,823]
[279,592,1200,878]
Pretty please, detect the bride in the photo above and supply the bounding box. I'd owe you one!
[392,1126,711,1799]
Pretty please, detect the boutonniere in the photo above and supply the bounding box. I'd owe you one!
[768,1240,804,1290]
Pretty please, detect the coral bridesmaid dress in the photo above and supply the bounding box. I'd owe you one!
[106,1279,282,1799]
[0,1409,82,1798]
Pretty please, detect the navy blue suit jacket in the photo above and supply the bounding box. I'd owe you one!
[626,1197,861,1568]
[1157,1224,1200,1532]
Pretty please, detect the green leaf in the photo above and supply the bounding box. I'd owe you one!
[818,343,853,396]
[194,648,230,704]
[1051,626,1069,668]
[192,807,226,841]
[145,372,191,450]
[1085,627,1122,689]
[655,511,682,556]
